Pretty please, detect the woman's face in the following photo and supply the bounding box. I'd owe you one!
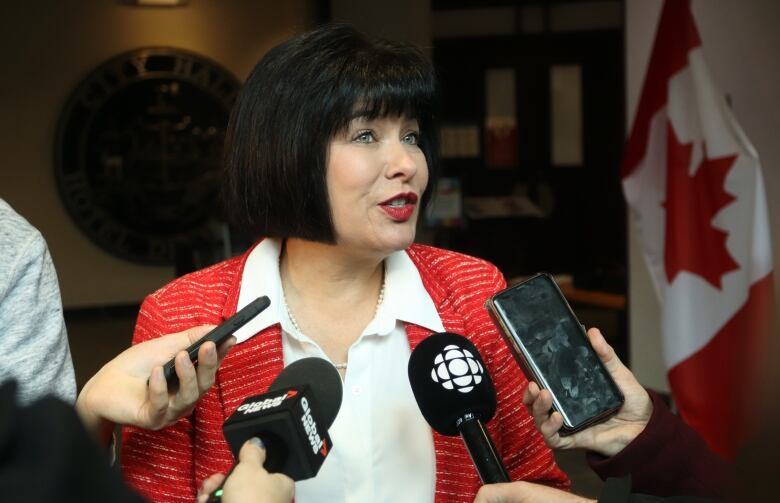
[326,114,429,257]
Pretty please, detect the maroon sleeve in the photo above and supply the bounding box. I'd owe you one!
[587,390,733,498]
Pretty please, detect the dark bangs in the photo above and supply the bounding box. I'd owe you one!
[330,43,437,134]
[316,25,440,209]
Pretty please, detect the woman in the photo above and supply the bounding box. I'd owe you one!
[121,23,569,502]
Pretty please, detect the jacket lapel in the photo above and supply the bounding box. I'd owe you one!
[215,241,285,420]
[404,284,480,501]
[216,324,285,419]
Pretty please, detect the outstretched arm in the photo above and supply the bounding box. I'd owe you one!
[76,325,234,444]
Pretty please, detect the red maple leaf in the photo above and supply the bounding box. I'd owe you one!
[663,121,739,289]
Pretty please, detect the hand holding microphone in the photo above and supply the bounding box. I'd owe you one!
[408,332,510,484]
[197,438,295,503]
[205,357,343,501]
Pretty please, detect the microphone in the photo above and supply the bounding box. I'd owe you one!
[408,332,510,484]
[217,357,342,492]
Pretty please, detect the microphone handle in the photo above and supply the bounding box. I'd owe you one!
[456,413,510,484]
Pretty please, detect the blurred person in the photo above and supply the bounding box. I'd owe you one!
[121,23,568,503]
[1,325,293,503]
[0,198,76,405]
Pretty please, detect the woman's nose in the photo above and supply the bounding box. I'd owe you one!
[385,141,419,180]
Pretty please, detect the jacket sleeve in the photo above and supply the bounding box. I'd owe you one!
[479,268,571,490]
[120,294,197,503]
[587,391,732,498]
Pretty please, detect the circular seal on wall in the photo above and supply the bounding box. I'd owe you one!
[54,47,241,264]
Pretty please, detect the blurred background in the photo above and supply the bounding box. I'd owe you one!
[1,0,778,497]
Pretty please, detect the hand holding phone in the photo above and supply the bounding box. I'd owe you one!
[77,324,236,440]
[486,273,624,435]
[522,327,653,456]
[163,296,271,388]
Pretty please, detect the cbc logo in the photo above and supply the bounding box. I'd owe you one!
[430,344,484,393]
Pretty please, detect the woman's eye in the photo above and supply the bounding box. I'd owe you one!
[353,131,375,143]
[402,132,420,145]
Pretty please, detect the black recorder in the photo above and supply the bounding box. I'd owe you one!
[162,296,271,388]
[222,385,332,481]
[486,273,624,435]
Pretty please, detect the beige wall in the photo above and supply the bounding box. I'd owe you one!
[626,0,780,391]
[0,0,317,308]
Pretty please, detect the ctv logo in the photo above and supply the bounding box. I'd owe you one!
[300,397,328,457]
[237,390,298,414]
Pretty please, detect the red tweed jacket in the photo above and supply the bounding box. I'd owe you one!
[121,243,569,502]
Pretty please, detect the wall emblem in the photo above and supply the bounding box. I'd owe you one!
[55,47,241,264]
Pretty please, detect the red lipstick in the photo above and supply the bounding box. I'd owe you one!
[379,192,418,222]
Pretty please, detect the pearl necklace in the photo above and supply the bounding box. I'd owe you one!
[282,269,386,371]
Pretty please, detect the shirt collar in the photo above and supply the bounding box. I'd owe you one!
[231,238,444,344]
[367,249,444,336]
[232,238,285,343]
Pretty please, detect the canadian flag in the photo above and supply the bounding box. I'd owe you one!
[622,0,774,459]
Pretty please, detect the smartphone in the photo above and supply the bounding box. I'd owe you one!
[162,295,271,388]
[485,273,623,435]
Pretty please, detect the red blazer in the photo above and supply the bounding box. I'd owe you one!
[121,243,569,502]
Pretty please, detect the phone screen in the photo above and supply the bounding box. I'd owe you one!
[491,274,623,431]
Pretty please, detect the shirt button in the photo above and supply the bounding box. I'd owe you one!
[351,385,362,396]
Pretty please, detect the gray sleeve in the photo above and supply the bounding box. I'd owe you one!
[0,225,77,405]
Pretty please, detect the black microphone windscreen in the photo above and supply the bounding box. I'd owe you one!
[268,357,343,429]
[408,332,497,436]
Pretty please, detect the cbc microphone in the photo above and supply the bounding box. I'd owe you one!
[208,357,343,501]
[408,332,510,484]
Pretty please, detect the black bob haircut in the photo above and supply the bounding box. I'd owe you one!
[221,23,439,243]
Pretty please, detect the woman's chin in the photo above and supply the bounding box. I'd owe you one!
[343,235,416,259]
[382,227,418,252]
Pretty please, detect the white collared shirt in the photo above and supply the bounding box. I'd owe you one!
[233,239,442,503]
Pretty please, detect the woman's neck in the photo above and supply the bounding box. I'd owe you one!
[280,238,384,309]
[278,238,386,367]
